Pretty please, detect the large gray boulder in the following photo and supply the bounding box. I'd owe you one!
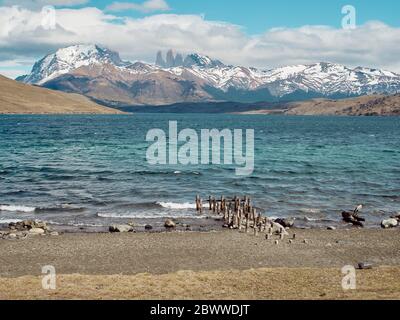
[381,218,398,229]
[109,225,134,233]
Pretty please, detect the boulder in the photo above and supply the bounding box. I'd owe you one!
[144,225,153,230]
[271,222,289,236]
[342,211,365,227]
[109,225,134,233]
[11,220,48,231]
[164,219,176,229]
[274,218,295,228]
[29,228,45,235]
[390,214,400,221]
[7,233,17,239]
[381,218,398,229]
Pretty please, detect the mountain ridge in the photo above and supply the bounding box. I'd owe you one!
[17,44,400,107]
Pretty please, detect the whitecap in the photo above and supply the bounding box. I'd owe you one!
[97,212,206,219]
[157,202,196,209]
[0,219,23,224]
[0,205,36,213]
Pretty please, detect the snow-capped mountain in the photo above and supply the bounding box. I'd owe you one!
[18,44,127,85]
[18,44,400,106]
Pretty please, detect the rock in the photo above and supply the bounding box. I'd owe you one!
[327,226,336,230]
[390,214,400,221]
[381,218,398,229]
[11,220,48,231]
[271,222,289,236]
[50,231,59,236]
[342,211,365,227]
[358,262,373,270]
[29,228,45,235]
[274,218,295,228]
[7,233,17,239]
[164,219,176,229]
[144,225,153,230]
[109,225,134,233]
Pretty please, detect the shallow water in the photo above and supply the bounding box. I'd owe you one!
[0,114,399,228]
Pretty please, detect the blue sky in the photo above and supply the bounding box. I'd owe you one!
[1,0,400,78]
[87,0,400,33]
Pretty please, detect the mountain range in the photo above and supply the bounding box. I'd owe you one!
[17,44,400,108]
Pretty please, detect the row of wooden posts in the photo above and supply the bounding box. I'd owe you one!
[195,195,287,239]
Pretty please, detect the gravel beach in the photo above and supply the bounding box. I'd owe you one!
[0,228,399,299]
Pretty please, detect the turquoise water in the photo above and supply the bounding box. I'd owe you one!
[0,114,399,228]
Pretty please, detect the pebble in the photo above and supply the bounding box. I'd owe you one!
[327,226,336,230]
[358,262,373,270]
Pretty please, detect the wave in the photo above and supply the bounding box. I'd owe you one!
[0,219,23,224]
[35,204,86,213]
[97,212,206,219]
[157,202,197,209]
[0,205,36,213]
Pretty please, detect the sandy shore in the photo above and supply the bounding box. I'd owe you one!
[1,228,399,299]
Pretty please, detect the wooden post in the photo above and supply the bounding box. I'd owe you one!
[238,208,242,231]
[245,213,249,233]
[252,208,257,229]
[209,196,212,211]
[212,198,216,214]
[199,198,203,214]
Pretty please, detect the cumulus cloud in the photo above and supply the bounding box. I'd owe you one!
[1,0,89,8]
[1,5,400,79]
[106,0,170,13]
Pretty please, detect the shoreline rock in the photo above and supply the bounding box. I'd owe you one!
[109,225,134,233]
[164,219,176,229]
[381,218,398,229]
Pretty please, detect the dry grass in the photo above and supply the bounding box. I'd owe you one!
[0,74,124,114]
[1,267,399,300]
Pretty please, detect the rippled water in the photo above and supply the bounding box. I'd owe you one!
[0,114,399,228]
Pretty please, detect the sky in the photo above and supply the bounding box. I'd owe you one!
[1,0,400,78]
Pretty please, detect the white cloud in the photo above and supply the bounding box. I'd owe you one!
[1,5,400,79]
[106,0,170,13]
[1,0,89,8]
